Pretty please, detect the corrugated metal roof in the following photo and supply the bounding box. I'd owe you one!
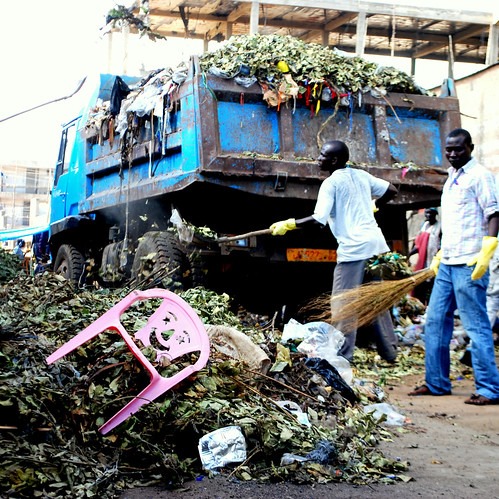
[118,0,498,65]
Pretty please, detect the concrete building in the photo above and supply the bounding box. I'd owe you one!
[0,160,52,231]
[455,63,499,174]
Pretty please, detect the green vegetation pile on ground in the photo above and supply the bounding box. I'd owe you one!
[1,272,415,498]
[0,247,22,284]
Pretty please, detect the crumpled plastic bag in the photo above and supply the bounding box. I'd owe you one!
[127,83,163,117]
[208,66,234,79]
[170,208,194,244]
[304,357,358,405]
[295,321,344,356]
[363,402,405,426]
[280,439,337,466]
[198,425,247,472]
[234,75,258,88]
[305,439,337,464]
[275,400,311,427]
[283,320,353,385]
[172,68,187,86]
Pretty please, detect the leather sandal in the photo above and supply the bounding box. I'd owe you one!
[408,385,451,396]
[464,394,499,405]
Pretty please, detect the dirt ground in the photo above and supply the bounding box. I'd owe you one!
[120,366,499,499]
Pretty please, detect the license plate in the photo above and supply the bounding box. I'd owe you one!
[286,248,337,262]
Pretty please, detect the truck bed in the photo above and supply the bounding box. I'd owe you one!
[81,57,459,219]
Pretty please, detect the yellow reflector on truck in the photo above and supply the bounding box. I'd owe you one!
[286,248,337,262]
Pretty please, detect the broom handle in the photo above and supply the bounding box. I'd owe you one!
[410,268,435,281]
[216,228,272,243]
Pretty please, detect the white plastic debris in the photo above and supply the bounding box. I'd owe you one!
[198,425,247,472]
[276,400,311,427]
[363,402,405,426]
[280,453,308,466]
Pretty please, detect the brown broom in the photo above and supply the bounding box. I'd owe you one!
[305,267,435,332]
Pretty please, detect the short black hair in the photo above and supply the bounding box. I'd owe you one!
[323,140,350,164]
[447,128,472,146]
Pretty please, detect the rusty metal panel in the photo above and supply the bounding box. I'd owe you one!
[80,70,460,215]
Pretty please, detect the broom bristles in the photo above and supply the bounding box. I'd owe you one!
[304,268,434,332]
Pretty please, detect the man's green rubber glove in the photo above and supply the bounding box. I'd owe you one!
[467,236,498,280]
[270,218,296,236]
[430,250,442,276]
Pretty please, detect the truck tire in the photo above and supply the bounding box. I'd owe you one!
[54,244,86,287]
[131,231,186,290]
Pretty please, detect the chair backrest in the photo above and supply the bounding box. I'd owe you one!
[134,293,210,366]
[46,288,210,434]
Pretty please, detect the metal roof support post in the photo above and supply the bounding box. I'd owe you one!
[249,1,259,34]
[485,22,499,65]
[447,34,455,80]
[322,30,329,47]
[355,10,367,56]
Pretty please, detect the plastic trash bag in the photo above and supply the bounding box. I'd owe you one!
[305,439,337,465]
[172,68,187,85]
[293,321,353,385]
[282,320,344,352]
[295,321,345,357]
[400,324,424,346]
[208,67,234,79]
[198,425,247,472]
[363,402,405,426]
[280,440,337,466]
[234,75,258,87]
[127,83,163,117]
[304,357,358,405]
[280,453,308,466]
[276,400,311,427]
[170,208,194,244]
[281,318,308,342]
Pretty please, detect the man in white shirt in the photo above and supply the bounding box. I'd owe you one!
[269,140,398,363]
[409,128,499,405]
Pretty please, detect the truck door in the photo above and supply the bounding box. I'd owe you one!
[51,119,78,222]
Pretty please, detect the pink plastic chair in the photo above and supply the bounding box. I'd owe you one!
[46,288,210,434]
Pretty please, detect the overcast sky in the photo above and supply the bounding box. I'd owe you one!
[0,0,495,165]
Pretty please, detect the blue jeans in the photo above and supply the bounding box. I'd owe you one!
[425,263,499,399]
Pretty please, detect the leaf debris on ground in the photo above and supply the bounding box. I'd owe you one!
[0,272,416,498]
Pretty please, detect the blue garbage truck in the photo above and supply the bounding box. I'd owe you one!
[48,55,460,304]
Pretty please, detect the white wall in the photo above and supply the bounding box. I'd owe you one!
[455,64,499,174]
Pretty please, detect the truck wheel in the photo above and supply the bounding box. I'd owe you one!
[131,231,186,290]
[54,244,85,286]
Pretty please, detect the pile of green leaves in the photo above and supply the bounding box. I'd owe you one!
[0,246,22,284]
[366,252,413,280]
[1,273,408,498]
[200,34,428,97]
